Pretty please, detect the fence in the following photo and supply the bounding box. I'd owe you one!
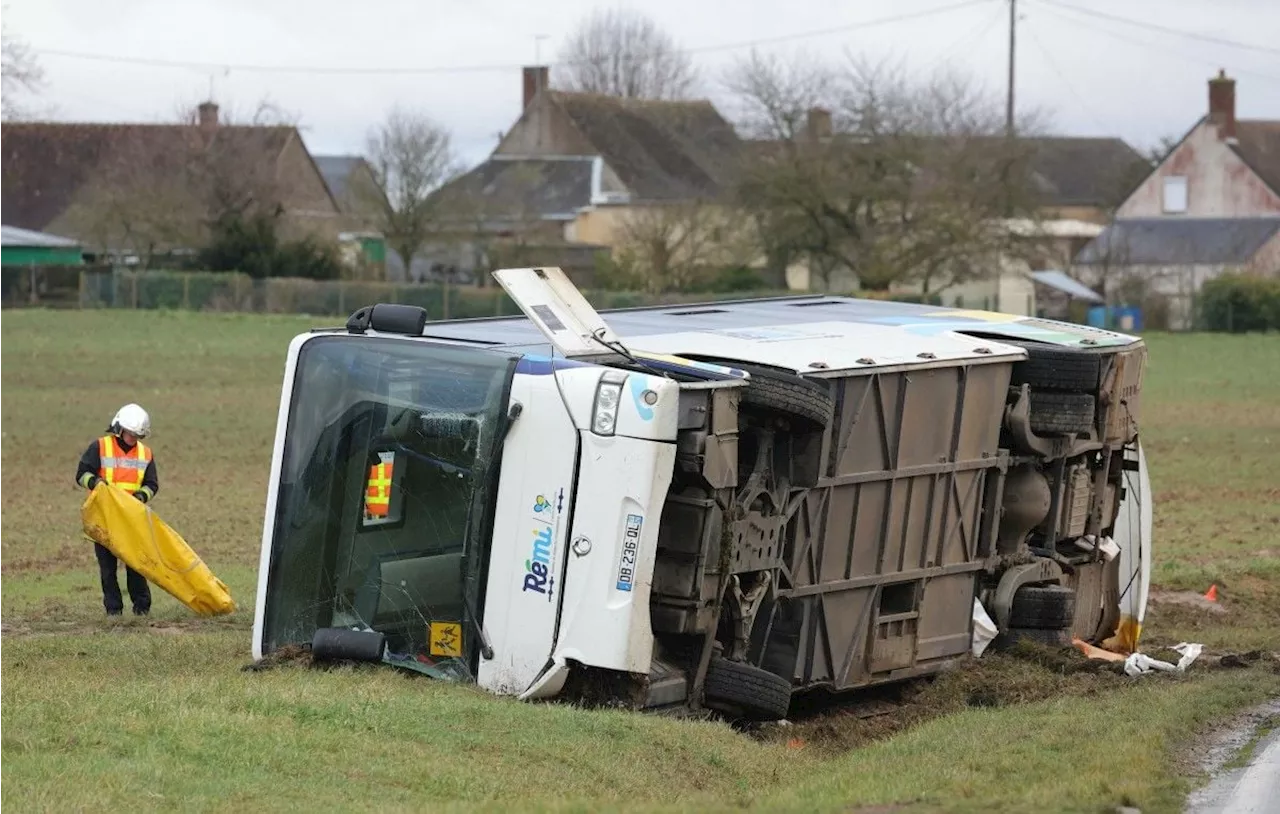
[3,268,939,320]
[1,264,111,308]
[10,267,1267,332]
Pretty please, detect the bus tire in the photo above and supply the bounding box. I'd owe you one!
[702,657,793,722]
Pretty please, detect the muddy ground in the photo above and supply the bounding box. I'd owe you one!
[756,642,1280,755]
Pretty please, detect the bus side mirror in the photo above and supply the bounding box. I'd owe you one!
[347,303,428,336]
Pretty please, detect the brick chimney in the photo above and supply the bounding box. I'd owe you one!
[806,107,832,141]
[522,66,549,109]
[1208,69,1236,141]
[197,101,219,133]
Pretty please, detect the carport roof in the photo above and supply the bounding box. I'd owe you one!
[1,225,81,248]
[1029,270,1104,303]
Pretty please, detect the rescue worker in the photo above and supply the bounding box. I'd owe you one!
[75,403,158,616]
[365,452,394,521]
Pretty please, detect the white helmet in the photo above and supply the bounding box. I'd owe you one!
[110,403,151,438]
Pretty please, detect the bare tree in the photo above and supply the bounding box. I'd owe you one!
[176,98,301,228]
[363,106,461,281]
[610,201,753,293]
[556,8,698,100]
[64,143,203,268]
[728,52,1045,293]
[1144,133,1180,166]
[726,51,833,141]
[725,51,834,287]
[2,13,45,120]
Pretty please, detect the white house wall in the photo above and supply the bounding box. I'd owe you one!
[1117,122,1280,218]
[1100,263,1230,329]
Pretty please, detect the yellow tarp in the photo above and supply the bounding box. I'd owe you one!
[81,484,236,617]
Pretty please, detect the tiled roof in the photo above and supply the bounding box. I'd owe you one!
[549,92,740,201]
[1075,217,1280,265]
[1232,120,1280,195]
[742,133,1149,210]
[0,122,296,233]
[1018,136,1151,208]
[313,155,365,203]
[436,156,595,220]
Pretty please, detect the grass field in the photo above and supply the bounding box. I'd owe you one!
[3,309,1278,813]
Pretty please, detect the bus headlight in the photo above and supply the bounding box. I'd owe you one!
[592,374,626,436]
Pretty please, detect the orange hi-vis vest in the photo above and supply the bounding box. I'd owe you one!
[366,458,393,517]
[98,434,152,495]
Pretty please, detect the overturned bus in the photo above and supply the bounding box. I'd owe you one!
[252,267,1151,721]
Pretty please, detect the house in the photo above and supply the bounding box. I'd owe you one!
[1076,71,1280,328]
[966,134,1167,318]
[419,66,745,286]
[313,154,385,225]
[0,102,344,264]
[410,153,605,283]
[737,103,1146,306]
[911,217,1107,315]
[1018,136,1152,225]
[789,125,1145,311]
[430,67,1146,302]
[313,155,390,276]
[892,134,1144,313]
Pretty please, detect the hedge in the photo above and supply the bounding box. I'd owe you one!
[1198,273,1280,333]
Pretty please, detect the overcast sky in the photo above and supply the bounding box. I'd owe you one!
[6,0,1279,167]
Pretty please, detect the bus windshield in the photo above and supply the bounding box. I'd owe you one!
[259,335,516,677]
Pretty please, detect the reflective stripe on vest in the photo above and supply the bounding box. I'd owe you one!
[365,461,393,517]
[98,435,151,494]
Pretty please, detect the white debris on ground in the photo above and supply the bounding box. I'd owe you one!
[1123,642,1205,676]
[971,599,998,657]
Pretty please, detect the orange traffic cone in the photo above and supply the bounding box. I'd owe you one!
[1203,584,1218,602]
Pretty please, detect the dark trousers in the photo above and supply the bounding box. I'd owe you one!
[94,543,151,615]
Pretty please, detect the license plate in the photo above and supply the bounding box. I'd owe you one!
[616,514,643,592]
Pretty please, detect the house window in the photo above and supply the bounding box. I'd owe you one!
[1163,176,1188,213]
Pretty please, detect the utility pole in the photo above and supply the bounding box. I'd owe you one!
[1005,0,1016,138]
[1001,0,1017,220]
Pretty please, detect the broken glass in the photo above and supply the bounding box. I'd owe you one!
[259,335,517,681]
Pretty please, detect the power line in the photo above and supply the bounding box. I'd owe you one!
[1023,14,1111,133]
[931,3,1007,69]
[1038,0,1280,57]
[1035,3,1280,84]
[681,0,993,55]
[33,0,992,76]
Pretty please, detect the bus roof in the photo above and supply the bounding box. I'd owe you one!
[413,294,1138,375]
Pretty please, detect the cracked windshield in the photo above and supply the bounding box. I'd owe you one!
[260,335,516,679]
